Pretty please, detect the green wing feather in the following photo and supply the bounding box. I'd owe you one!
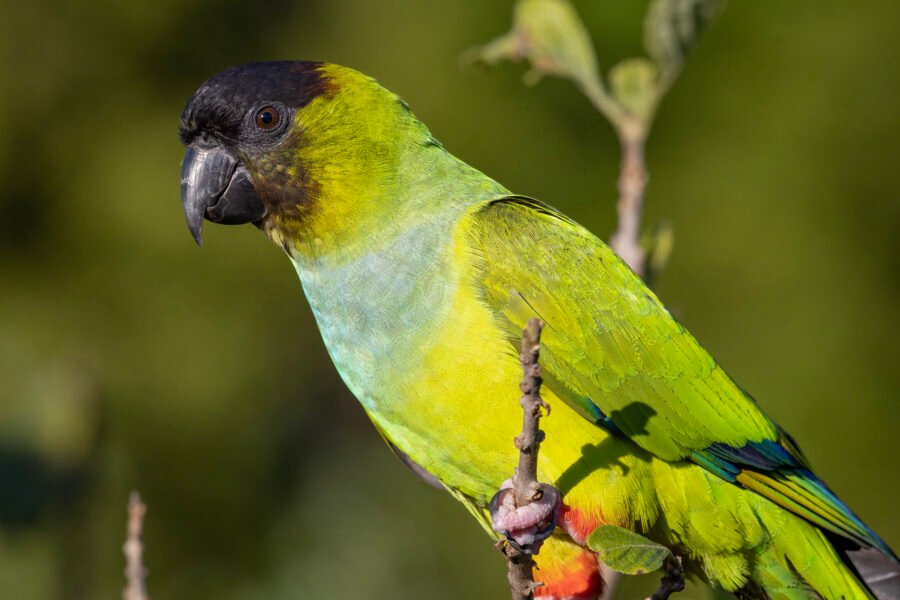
[467,196,776,458]
[466,196,895,558]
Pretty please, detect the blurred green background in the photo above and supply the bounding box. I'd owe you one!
[1,1,898,598]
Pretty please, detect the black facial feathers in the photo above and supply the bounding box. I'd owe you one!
[179,61,330,147]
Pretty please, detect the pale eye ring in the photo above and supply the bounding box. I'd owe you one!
[255,105,281,130]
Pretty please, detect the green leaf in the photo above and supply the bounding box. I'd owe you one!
[644,0,724,78]
[465,0,602,94]
[586,524,673,575]
[608,58,659,121]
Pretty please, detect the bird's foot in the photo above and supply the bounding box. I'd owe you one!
[490,478,561,553]
[649,556,685,600]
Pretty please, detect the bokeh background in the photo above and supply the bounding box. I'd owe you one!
[1,1,898,598]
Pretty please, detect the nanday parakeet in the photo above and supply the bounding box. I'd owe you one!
[178,62,898,600]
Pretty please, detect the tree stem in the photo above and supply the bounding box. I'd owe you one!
[501,318,549,600]
[123,491,149,600]
[512,318,548,506]
[610,118,649,277]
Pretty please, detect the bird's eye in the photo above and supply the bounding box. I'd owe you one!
[255,106,281,130]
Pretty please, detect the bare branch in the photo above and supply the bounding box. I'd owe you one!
[500,541,541,600]
[123,491,149,600]
[492,318,558,600]
[609,118,649,277]
[512,318,550,505]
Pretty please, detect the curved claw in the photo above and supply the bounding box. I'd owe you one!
[490,481,561,554]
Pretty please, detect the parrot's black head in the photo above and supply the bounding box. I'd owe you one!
[178,61,330,245]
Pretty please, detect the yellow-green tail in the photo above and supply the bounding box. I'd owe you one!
[750,501,875,600]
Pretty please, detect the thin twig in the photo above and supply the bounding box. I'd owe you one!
[581,79,650,278]
[648,555,685,600]
[498,318,551,600]
[512,318,550,506]
[609,118,649,277]
[500,542,540,600]
[123,491,149,600]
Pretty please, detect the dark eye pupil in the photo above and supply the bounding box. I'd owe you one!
[255,106,280,129]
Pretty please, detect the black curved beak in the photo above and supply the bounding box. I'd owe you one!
[180,146,267,246]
